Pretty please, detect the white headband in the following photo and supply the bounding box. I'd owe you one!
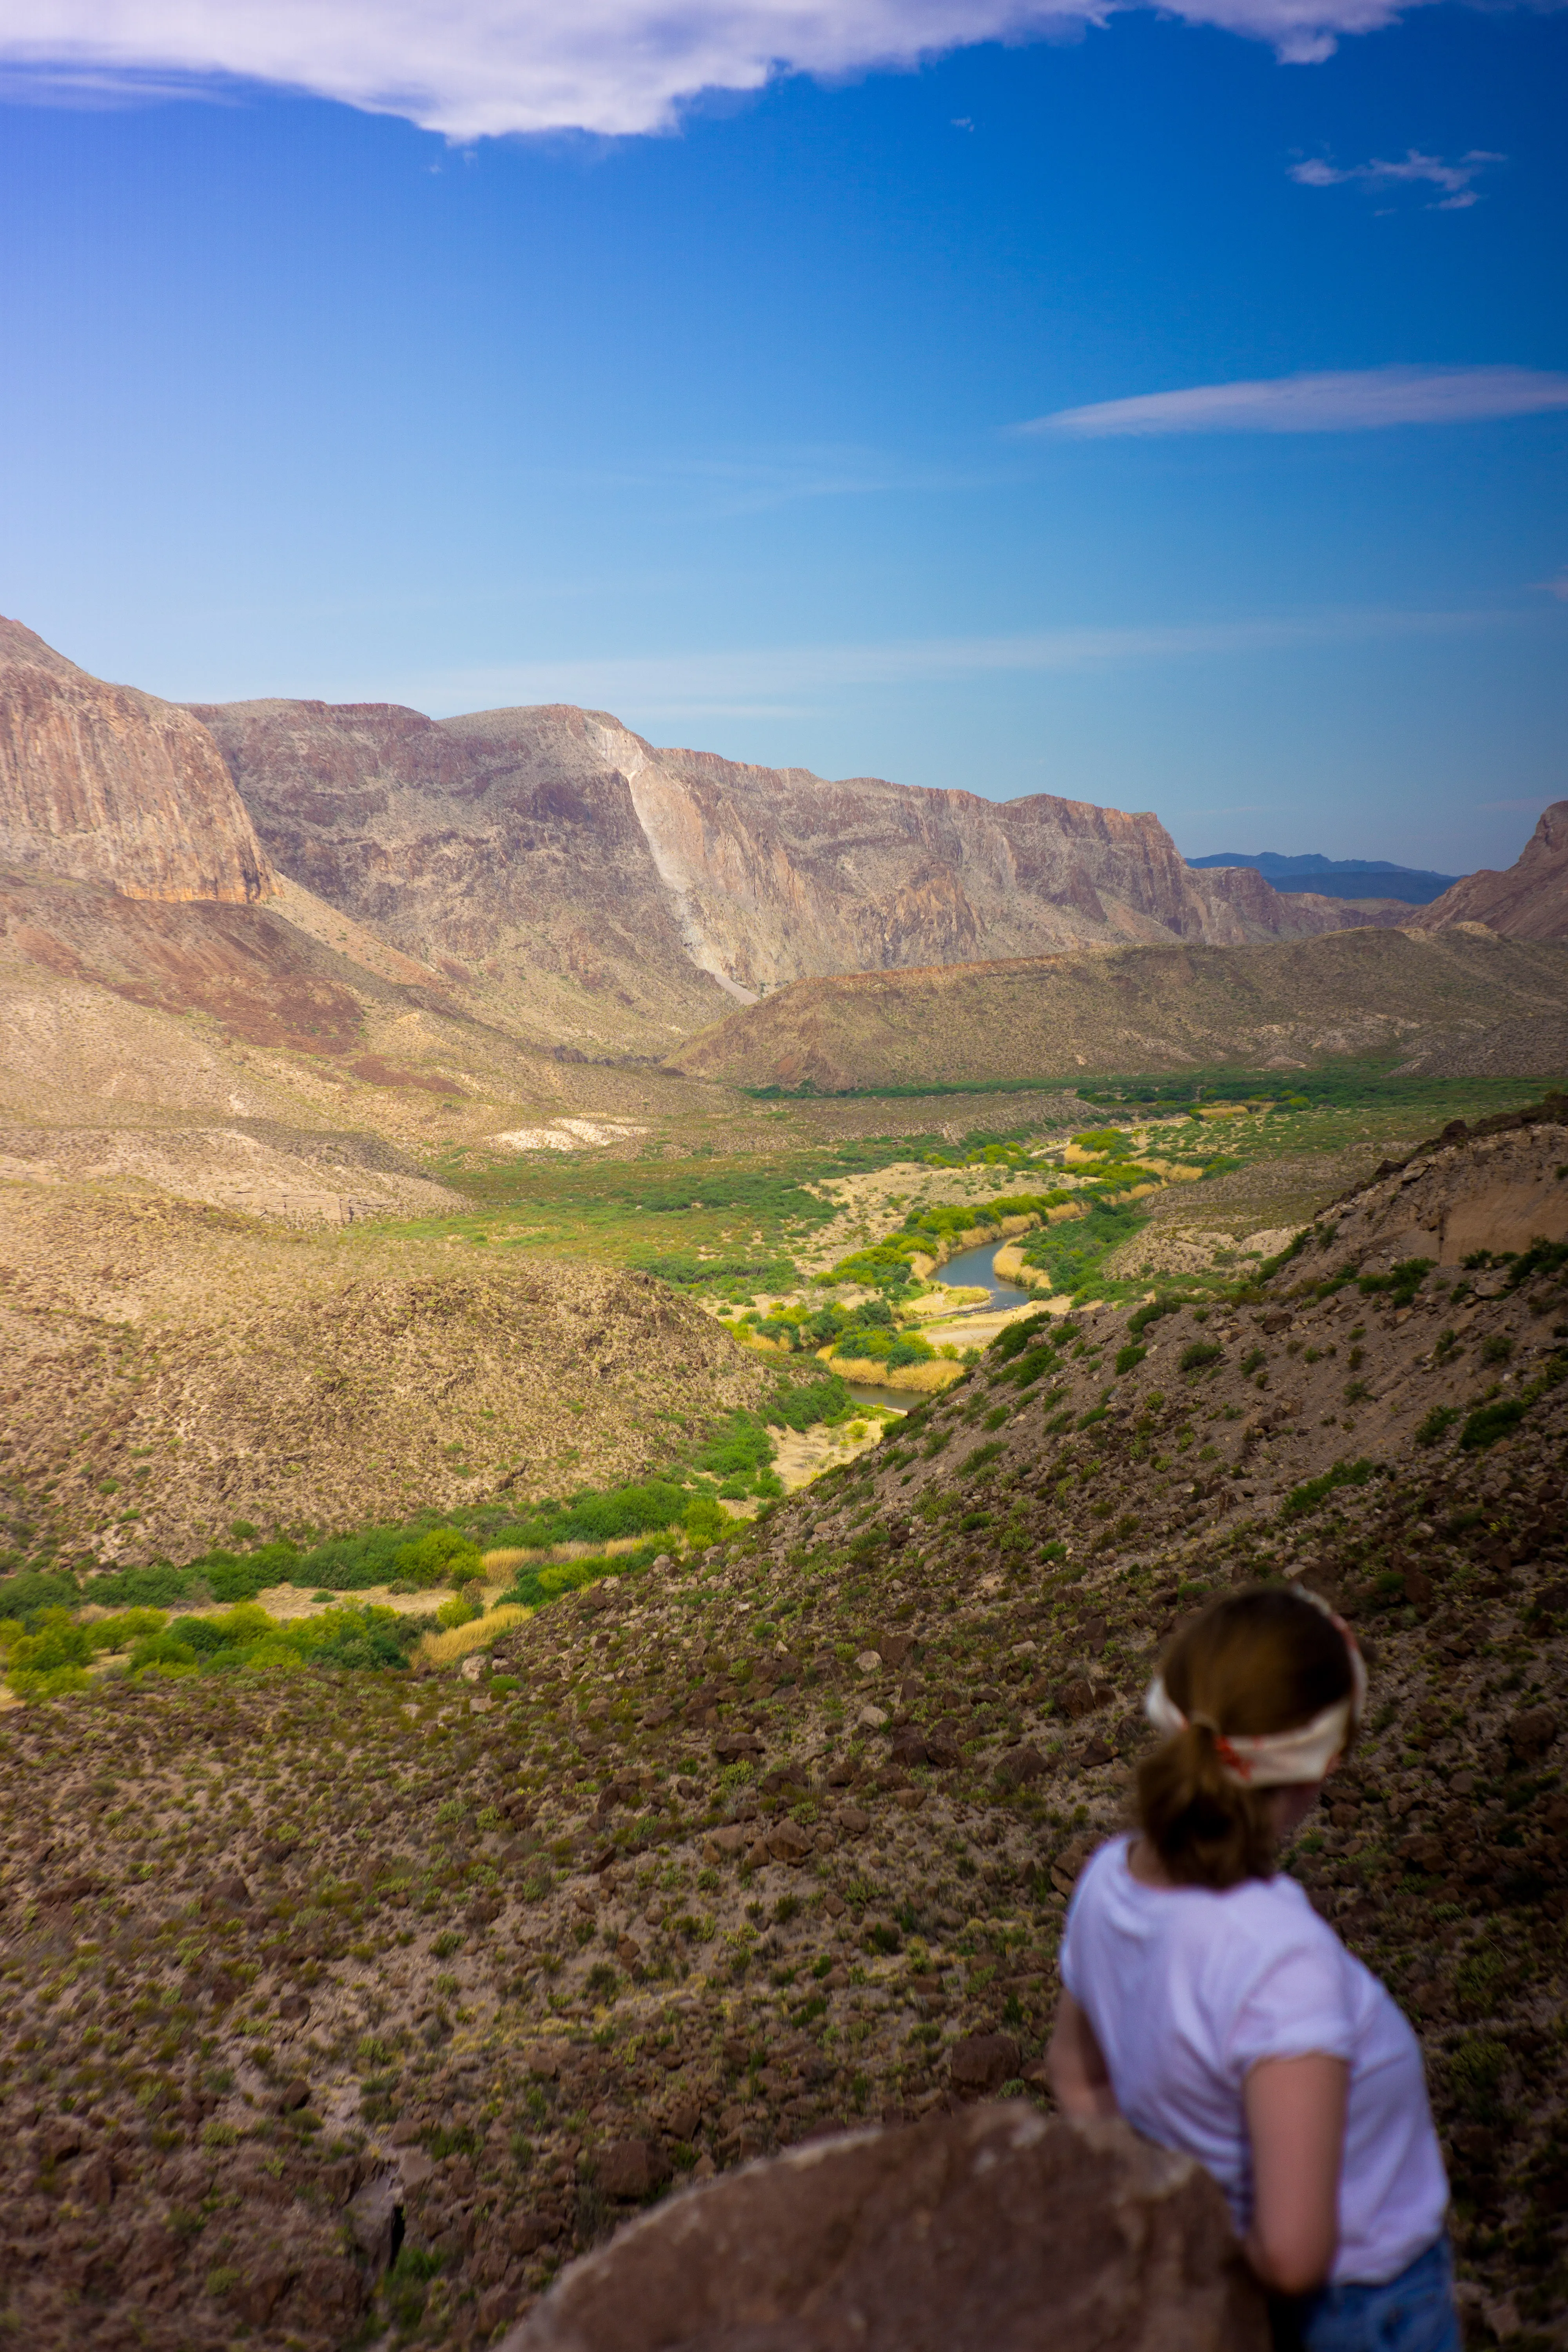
[1144,1589,1367,1789]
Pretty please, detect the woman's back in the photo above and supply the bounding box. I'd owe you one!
[1062,1834,1448,2288]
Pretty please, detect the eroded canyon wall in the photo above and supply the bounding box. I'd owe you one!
[193,694,1371,1017]
[0,620,273,906]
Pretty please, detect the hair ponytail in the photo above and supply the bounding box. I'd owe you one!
[1136,1585,1356,1889]
[1139,1716,1276,1888]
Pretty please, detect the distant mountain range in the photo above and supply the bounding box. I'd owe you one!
[2,615,1564,1157]
[1187,850,1457,905]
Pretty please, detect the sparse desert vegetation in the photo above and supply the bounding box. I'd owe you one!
[0,1098,1564,2349]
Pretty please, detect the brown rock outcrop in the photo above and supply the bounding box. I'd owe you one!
[0,619,273,904]
[188,697,731,1046]
[497,2105,1266,2352]
[1319,1096,1568,1267]
[1411,802,1568,942]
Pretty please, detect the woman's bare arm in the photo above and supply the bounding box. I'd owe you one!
[1046,1990,1120,2121]
[1243,2055,1348,2296]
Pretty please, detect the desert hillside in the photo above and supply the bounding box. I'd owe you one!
[0,1111,1562,2350]
[666,926,1568,1093]
[0,1185,777,1568]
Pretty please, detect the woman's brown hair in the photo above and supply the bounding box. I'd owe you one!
[1136,1585,1356,1889]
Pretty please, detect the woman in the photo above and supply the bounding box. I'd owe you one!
[1048,1584,1457,2352]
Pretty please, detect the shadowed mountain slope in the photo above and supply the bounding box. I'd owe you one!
[664,927,1568,1093]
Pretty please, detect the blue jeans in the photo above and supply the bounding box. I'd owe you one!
[1283,2234,1460,2352]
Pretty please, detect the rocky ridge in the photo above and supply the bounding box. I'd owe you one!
[1,1118,1564,2348]
[189,694,1383,1045]
[665,925,1568,1093]
[1415,805,1568,944]
[0,622,273,907]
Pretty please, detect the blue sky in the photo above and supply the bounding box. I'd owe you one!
[2,3,1564,872]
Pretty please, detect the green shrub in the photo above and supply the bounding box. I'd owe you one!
[1127,1295,1183,1338]
[1503,1236,1568,1289]
[1114,1343,1147,1377]
[394,1529,486,1588]
[991,1313,1055,1363]
[1460,1399,1526,1452]
[436,1593,483,1629]
[1178,1341,1223,1372]
[1415,1405,1459,1447]
[1281,1459,1374,1519]
[6,1607,93,1697]
[1357,1257,1432,1309]
[0,1568,82,1624]
[684,1496,735,1549]
[491,1479,691,1552]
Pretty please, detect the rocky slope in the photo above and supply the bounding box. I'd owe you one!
[189,694,1381,1046]
[0,859,738,1219]
[665,926,1568,1093]
[1413,803,1568,943]
[0,621,273,907]
[0,1115,1563,2350]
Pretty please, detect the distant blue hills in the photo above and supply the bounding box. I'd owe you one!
[1186,850,1459,906]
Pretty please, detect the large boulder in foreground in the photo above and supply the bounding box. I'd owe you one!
[496,2105,1266,2352]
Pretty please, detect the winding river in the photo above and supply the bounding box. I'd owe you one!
[839,1240,1032,1416]
[932,1238,1033,1310]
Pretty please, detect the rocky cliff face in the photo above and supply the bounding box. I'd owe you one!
[188,699,735,1049]
[192,695,1365,1031]
[1412,802,1568,941]
[0,620,273,905]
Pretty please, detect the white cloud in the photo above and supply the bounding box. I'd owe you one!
[1024,365,1568,438]
[0,0,1465,142]
[1290,147,1504,208]
[1540,568,1568,602]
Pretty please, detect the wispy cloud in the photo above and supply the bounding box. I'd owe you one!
[0,0,1479,143]
[394,604,1510,720]
[1290,147,1504,209]
[1540,568,1568,602]
[1023,365,1568,439]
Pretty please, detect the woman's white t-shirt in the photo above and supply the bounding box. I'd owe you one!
[1060,1836,1448,2286]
